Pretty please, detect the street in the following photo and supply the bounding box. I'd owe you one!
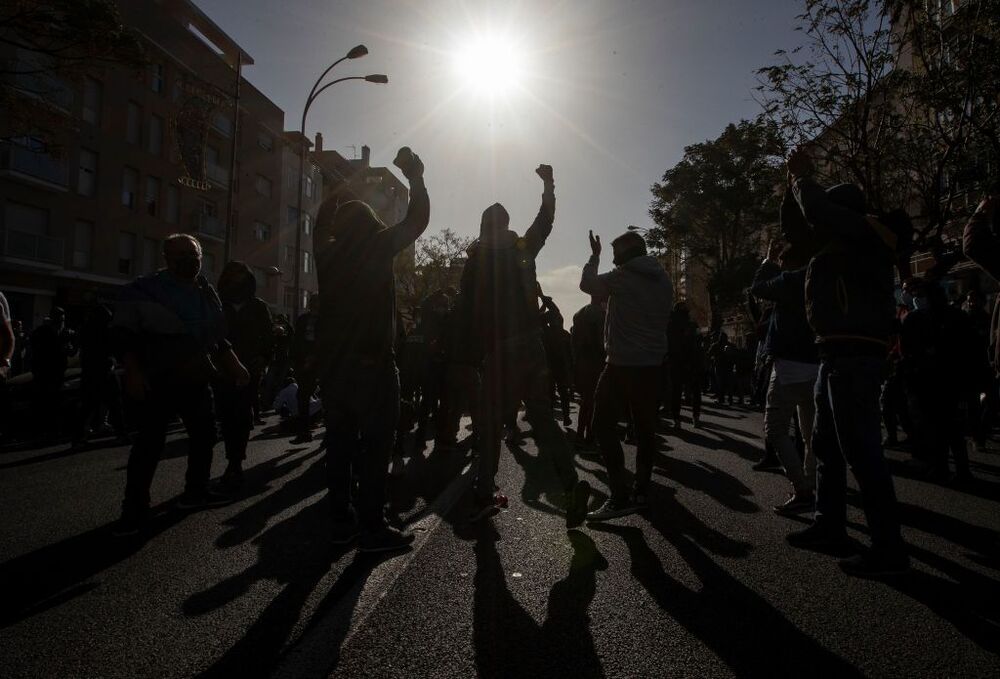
[1,403,998,678]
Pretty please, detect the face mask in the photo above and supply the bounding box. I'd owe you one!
[171,256,201,281]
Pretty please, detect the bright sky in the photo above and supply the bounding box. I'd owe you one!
[197,0,800,317]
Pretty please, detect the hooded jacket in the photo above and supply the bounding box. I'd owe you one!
[749,260,818,365]
[580,254,674,367]
[217,261,274,369]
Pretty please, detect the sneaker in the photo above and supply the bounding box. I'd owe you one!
[467,494,503,523]
[218,464,245,491]
[586,498,638,522]
[839,551,910,577]
[773,492,815,515]
[786,523,851,552]
[111,513,144,538]
[565,480,591,530]
[358,526,414,553]
[177,488,234,510]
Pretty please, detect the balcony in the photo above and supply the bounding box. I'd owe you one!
[191,212,226,241]
[2,229,64,267]
[0,142,69,190]
[207,162,229,187]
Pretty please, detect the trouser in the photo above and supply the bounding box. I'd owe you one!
[575,363,602,441]
[474,334,577,502]
[670,365,702,423]
[976,377,998,446]
[912,390,971,478]
[436,362,480,446]
[416,359,445,436]
[593,363,662,502]
[213,378,254,465]
[322,358,400,533]
[295,365,318,436]
[715,367,734,403]
[551,368,572,422]
[812,356,905,554]
[75,369,125,439]
[880,371,912,442]
[122,381,216,516]
[764,370,816,495]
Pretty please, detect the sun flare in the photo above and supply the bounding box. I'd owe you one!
[452,33,526,98]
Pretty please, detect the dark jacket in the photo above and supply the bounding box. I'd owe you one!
[572,303,606,369]
[962,205,1000,373]
[218,262,274,370]
[749,260,818,364]
[792,178,899,356]
[667,311,703,375]
[314,179,430,373]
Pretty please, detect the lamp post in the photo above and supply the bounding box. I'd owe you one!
[291,45,388,320]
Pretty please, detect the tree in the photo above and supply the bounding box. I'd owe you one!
[0,0,145,147]
[397,228,474,314]
[648,120,786,329]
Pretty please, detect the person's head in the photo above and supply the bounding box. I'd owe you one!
[480,203,510,240]
[672,301,690,320]
[316,197,386,258]
[718,331,729,345]
[611,231,647,266]
[217,261,256,304]
[163,234,202,282]
[826,183,867,214]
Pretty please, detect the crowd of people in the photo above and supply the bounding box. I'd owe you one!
[0,145,997,571]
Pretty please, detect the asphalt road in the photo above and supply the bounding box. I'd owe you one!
[1,402,998,678]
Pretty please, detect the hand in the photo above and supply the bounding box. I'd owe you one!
[393,147,424,181]
[124,367,148,402]
[786,146,814,179]
[589,230,602,258]
[535,164,554,184]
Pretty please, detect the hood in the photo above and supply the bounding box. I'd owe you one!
[826,183,866,214]
[621,255,667,279]
[480,203,510,241]
[218,260,256,303]
[322,200,386,253]
[477,229,519,250]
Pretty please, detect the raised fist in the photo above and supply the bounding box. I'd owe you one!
[535,164,554,184]
[393,147,424,181]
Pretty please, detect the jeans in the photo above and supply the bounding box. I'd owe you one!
[123,381,217,516]
[322,358,400,533]
[764,370,815,495]
[213,379,254,464]
[813,356,905,554]
[593,363,662,502]
[475,334,577,502]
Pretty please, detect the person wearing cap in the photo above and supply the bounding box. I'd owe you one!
[783,147,911,577]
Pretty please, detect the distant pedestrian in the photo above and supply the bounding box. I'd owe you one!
[581,229,673,521]
[291,295,320,443]
[571,294,607,445]
[667,301,702,429]
[29,306,76,439]
[72,305,127,448]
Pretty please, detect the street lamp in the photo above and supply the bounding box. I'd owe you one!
[291,45,388,319]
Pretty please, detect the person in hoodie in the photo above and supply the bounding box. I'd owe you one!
[215,261,274,488]
[783,147,912,577]
[312,146,429,554]
[667,301,703,429]
[460,164,590,526]
[580,229,674,520]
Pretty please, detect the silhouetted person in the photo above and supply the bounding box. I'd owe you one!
[709,332,736,405]
[540,292,574,427]
[73,305,127,448]
[216,261,274,488]
[581,230,673,521]
[461,164,589,526]
[667,301,702,429]
[312,146,429,553]
[435,295,481,452]
[572,294,607,445]
[0,291,13,440]
[962,288,995,451]
[414,290,451,446]
[291,294,320,443]
[111,234,249,536]
[881,304,913,448]
[29,305,76,440]
[783,147,911,577]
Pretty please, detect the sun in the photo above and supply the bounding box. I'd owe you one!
[452,33,526,98]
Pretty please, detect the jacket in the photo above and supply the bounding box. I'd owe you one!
[749,260,818,364]
[580,254,674,367]
[962,204,1000,373]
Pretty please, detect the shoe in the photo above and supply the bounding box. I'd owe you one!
[839,551,909,577]
[630,491,649,510]
[565,480,591,529]
[786,522,851,552]
[467,493,504,523]
[331,520,360,546]
[390,453,406,477]
[774,492,814,515]
[359,526,414,553]
[218,466,245,492]
[692,417,701,429]
[586,498,638,522]
[752,457,782,472]
[111,514,144,537]
[177,488,234,510]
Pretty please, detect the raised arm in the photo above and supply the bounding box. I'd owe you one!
[387,148,431,255]
[524,164,555,256]
[786,147,872,245]
[580,230,615,298]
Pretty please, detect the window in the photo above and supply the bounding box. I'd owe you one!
[82,77,102,124]
[255,174,272,197]
[253,221,272,241]
[78,149,97,197]
[149,115,163,156]
[203,252,216,276]
[72,220,94,269]
[150,63,165,93]
[301,288,310,311]
[303,213,312,235]
[122,167,138,208]
[206,145,220,167]
[284,245,295,265]
[257,130,273,151]
[212,111,234,137]
[283,286,296,309]
[166,184,180,223]
[287,206,299,226]
[143,237,159,273]
[126,102,141,144]
[118,232,136,276]
[304,174,314,198]
[145,176,160,216]
[302,250,312,274]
